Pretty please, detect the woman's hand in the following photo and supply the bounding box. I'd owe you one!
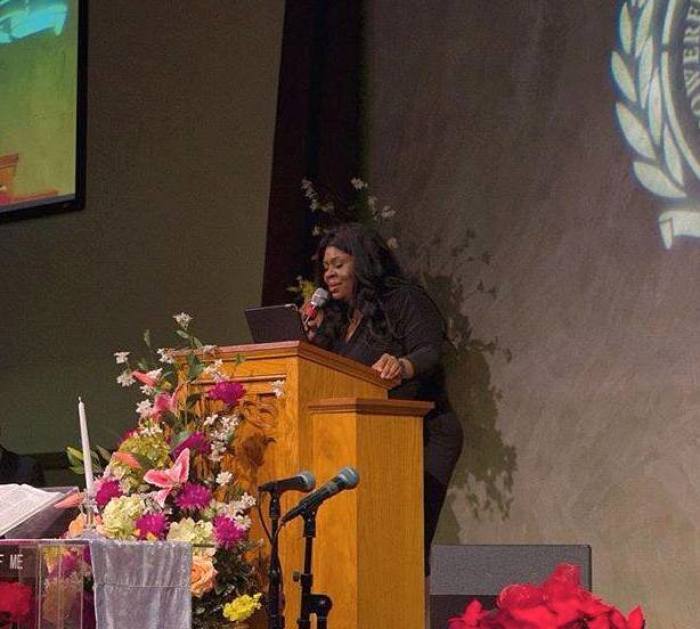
[301,301,324,341]
[372,354,413,380]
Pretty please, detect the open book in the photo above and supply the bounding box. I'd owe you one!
[0,484,70,537]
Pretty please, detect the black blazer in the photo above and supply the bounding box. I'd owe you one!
[0,447,45,486]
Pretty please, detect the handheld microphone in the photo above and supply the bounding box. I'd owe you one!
[258,471,316,494]
[303,288,329,323]
[280,466,359,524]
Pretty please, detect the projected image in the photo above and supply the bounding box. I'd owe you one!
[612,0,700,249]
[0,0,82,217]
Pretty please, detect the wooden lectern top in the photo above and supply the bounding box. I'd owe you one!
[215,340,398,390]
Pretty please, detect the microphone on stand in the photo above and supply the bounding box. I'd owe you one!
[258,471,316,494]
[261,471,315,629]
[302,288,329,325]
[280,467,359,525]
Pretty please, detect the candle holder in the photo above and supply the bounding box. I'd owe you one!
[80,493,100,534]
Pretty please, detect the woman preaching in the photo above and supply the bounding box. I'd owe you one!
[304,222,464,576]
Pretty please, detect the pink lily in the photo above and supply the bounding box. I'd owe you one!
[143,448,190,507]
[132,370,157,387]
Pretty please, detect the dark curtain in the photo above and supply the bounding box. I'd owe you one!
[262,0,364,305]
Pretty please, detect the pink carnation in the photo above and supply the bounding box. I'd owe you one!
[213,514,246,549]
[174,482,212,511]
[207,380,245,407]
[95,479,122,508]
[135,513,169,540]
[172,432,209,458]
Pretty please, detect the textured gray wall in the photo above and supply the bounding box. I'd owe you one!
[0,1,284,454]
[367,1,698,625]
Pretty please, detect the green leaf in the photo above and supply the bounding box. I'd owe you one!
[130,452,156,471]
[69,465,84,476]
[186,393,202,409]
[170,431,191,448]
[143,329,152,349]
[96,445,112,463]
[191,336,204,349]
[66,446,84,464]
[176,329,190,340]
[187,352,204,379]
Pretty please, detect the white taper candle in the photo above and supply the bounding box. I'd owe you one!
[78,397,95,496]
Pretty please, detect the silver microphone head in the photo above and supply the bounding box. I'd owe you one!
[310,287,329,308]
[298,470,316,492]
[336,466,360,490]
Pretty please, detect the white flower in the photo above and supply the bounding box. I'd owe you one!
[386,237,399,250]
[350,177,368,190]
[173,312,192,329]
[270,379,285,398]
[146,368,163,381]
[140,384,156,396]
[202,344,218,355]
[139,421,163,437]
[231,493,256,514]
[234,514,253,530]
[367,196,377,209]
[321,201,334,213]
[310,199,320,211]
[135,399,153,417]
[157,348,176,364]
[216,471,233,485]
[301,178,312,191]
[202,359,224,381]
[312,225,321,236]
[203,413,219,427]
[117,370,135,387]
[380,206,395,219]
[114,351,130,364]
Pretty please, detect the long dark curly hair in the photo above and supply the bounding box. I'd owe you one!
[313,223,408,348]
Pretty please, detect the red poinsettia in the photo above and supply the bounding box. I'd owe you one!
[0,580,33,624]
[448,564,645,629]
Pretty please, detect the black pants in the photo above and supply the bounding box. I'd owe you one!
[423,409,463,575]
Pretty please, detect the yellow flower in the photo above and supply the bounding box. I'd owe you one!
[222,593,262,622]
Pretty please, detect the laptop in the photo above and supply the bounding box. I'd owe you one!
[244,304,308,343]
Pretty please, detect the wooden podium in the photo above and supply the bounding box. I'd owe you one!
[202,341,430,628]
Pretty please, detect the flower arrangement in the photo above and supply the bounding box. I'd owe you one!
[448,563,644,629]
[67,313,265,627]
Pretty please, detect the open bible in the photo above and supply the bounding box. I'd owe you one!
[0,484,75,537]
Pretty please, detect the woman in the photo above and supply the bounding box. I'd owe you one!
[305,222,464,574]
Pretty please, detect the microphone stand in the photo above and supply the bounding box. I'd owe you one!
[295,507,333,629]
[267,491,285,629]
